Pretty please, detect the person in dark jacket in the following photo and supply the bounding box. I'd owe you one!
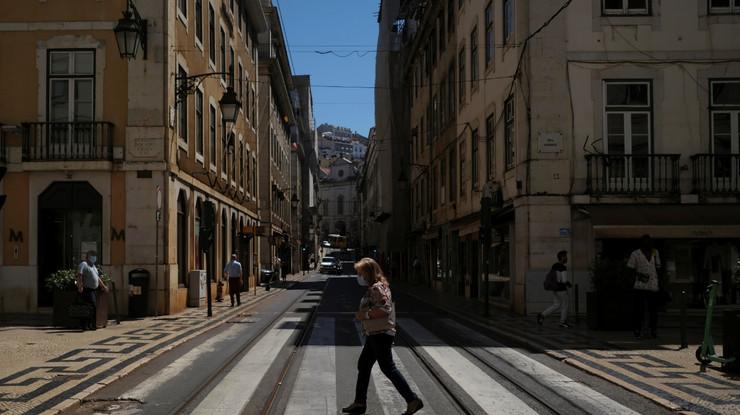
[538,251,571,328]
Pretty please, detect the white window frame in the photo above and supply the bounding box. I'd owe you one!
[503,0,514,44]
[177,0,188,28]
[195,86,204,163]
[709,80,740,187]
[176,62,189,150]
[209,98,218,171]
[709,0,740,14]
[602,0,650,16]
[504,97,515,169]
[194,0,204,52]
[208,2,217,70]
[46,49,97,158]
[602,80,654,190]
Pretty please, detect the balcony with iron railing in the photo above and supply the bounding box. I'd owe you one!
[691,154,740,195]
[585,154,681,196]
[22,121,114,162]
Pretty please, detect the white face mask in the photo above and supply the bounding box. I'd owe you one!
[356,275,369,287]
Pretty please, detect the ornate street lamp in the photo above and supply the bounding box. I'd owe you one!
[219,87,241,124]
[291,193,299,209]
[114,0,147,60]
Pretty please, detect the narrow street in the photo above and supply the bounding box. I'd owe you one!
[69,271,669,415]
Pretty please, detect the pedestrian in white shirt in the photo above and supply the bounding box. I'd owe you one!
[538,251,572,328]
[627,235,661,338]
[224,254,243,307]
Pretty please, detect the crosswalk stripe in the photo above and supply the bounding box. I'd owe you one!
[190,316,303,415]
[352,321,435,415]
[399,318,538,415]
[440,319,641,415]
[119,316,249,402]
[284,317,337,415]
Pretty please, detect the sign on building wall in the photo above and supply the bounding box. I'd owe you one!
[538,133,563,153]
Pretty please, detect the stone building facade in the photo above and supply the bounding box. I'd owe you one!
[0,0,310,316]
[380,0,740,314]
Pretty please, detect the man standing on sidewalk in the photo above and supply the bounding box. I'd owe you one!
[77,250,108,330]
[538,251,571,328]
[628,235,661,338]
[224,254,243,307]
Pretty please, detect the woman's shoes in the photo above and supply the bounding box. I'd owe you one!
[341,402,366,414]
[403,398,424,415]
[342,398,423,414]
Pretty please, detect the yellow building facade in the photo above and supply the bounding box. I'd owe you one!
[0,0,293,316]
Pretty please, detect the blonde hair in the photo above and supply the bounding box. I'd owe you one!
[354,257,388,286]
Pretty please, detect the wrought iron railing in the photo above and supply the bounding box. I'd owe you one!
[22,121,114,161]
[585,154,681,195]
[691,154,740,194]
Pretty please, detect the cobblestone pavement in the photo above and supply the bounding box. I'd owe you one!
[0,276,306,415]
[397,283,740,415]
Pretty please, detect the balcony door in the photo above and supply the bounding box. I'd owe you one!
[603,81,652,192]
[47,50,95,159]
[710,80,740,191]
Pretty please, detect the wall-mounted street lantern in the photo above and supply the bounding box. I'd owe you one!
[291,193,300,209]
[218,87,240,124]
[176,74,241,124]
[114,0,147,60]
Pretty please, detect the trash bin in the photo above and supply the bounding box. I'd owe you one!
[723,309,740,373]
[128,268,150,318]
[260,268,274,290]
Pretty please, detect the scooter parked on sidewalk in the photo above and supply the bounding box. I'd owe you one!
[695,280,736,369]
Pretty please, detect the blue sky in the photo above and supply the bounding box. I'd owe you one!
[275,0,378,137]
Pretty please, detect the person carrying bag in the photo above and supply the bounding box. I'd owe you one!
[538,251,571,328]
[342,258,424,415]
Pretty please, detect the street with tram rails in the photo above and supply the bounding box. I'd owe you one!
[67,271,670,415]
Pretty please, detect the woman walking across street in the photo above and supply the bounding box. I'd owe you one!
[342,258,424,415]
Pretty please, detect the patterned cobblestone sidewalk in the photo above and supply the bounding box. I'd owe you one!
[0,278,302,415]
[398,284,740,415]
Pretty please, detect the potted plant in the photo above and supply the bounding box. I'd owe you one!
[45,268,110,328]
[587,256,634,330]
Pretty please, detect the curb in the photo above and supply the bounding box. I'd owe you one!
[37,276,308,415]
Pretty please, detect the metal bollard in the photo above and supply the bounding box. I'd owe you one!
[680,290,688,349]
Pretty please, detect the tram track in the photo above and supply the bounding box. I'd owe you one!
[396,317,582,415]
[168,278,323,415]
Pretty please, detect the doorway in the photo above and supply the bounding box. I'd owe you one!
[38,182,102,306]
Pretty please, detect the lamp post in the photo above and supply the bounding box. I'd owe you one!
[113,0,147,60]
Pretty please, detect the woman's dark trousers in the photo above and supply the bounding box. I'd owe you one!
[354,333,417,404]
[633,289,657,335]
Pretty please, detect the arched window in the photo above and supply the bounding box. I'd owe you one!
[177,191,188,286]
[337,195,344,215]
